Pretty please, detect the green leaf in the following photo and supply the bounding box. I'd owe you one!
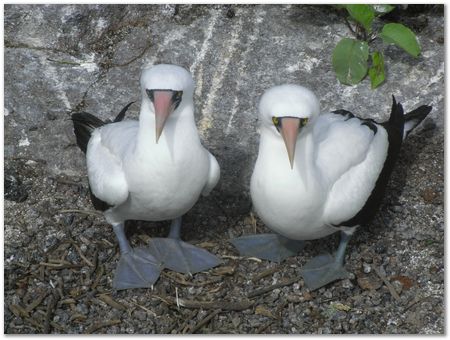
[380,23,421,57]
[368,51,385,89]
[372,4,395,15]
[332,38,369,85]
[345,4,375,33]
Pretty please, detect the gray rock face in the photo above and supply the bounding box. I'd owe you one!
[4,4,444,334]
[5,5,444,210]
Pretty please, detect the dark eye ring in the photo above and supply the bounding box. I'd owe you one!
[300,118,309,127]
[173,91,183,101]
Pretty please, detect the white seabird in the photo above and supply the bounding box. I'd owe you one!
[72,64,221,290]
[231,84,432,290]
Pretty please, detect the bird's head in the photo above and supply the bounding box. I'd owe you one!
[259,84,320,169]
[140,64,195,143]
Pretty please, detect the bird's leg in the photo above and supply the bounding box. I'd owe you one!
[300,229,354,291]
[230,233,305,263]
[112,222,162,290]
[147,216,221,275]
[167,217,182,239]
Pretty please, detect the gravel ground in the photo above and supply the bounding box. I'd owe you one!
[4,4,444,334]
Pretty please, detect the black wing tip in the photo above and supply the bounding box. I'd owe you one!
[113,101,135,123]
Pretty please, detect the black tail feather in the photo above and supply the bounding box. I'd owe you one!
[113,101,135,123]
[403,104,433,140]
[71,112,105,154]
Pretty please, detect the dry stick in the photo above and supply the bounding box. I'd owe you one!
[177,309,199,334]
[373,267,401,302]
[252,265,281,282]
[130,301,157,318]
[91,265,105,290]
[59,209,102,217]
[39,262,82,269]
[26,291,49,313]
[188,309,222,334]
[247,276,302,299]
[162,272,222,287]
[71,242,95,267]
[86,320,121,334]
[403,295,433,312]
[43,290,60,334]
[97,294,126,311]
[256,320,274,334]
[159,296,254,311]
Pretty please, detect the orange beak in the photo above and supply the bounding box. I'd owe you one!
[280,117,300,169]
[153,90,174,143]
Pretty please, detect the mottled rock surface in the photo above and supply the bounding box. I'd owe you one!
[4,4,444,334]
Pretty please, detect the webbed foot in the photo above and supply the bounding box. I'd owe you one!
[300,253,349,290]
[113,247,162,290]
[230,233,305,262]
[148,238,221,274]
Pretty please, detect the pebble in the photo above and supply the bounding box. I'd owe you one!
[363,263,371,273]
[134,310,147,321]
[341,279,354,289]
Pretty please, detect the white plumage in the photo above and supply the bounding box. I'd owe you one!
[251,85,388,239]
[73,64,221,290]
[232,83,432,290]
[86,64,220,224]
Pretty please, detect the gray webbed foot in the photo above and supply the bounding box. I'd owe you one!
[300,253,349,291]
[147,238,221,274]
[230,233,305,262]
[300,230,354,290]
[113,247,162,290]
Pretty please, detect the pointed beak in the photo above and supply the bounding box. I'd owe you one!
[280,117,300,169]
[153,90,174,143]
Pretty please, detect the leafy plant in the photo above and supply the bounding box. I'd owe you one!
[332,5,421,89]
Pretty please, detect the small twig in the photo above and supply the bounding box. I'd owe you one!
[162,272,222,287]
[373,267,401,302]
[222,255,262,262]
[71,242,95,267]
[59,209,102,217]
[25,291,49,313]
[252,265,281,282]
[86,320,121,334]
[177,309,198,334]
[157,295,254,311]
[256,320,274,334]
[91,264,105,290]
[43,290,60,334]
[96,294,126,311]
[51,177,84,187]
[403,295,434,312]
[248,276,302,298]
[39,262,82,270]
[130,301,157,317]
[24,317,44,331]
[188,309,221,334]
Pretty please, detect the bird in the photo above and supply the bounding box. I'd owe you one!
[231,84,432,290]
[71,64,221,290]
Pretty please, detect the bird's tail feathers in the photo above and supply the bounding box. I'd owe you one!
[71,112,105,154]
[389,95,404,127]
[403,104,433,141]
[113,101,134,122]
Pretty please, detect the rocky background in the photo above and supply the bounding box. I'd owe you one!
[4,4,444,334]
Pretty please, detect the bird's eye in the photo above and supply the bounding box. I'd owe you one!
[173,91,183,102]
[146,89,154,102]
[272,116,280,126]
[300,118,309,127]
